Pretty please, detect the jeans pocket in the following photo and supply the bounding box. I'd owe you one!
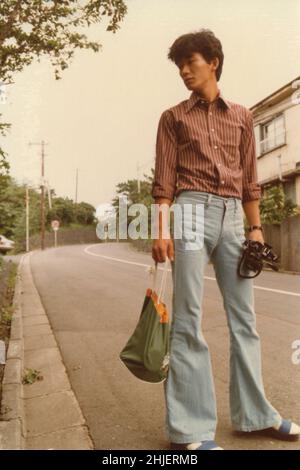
[233,205,246,243]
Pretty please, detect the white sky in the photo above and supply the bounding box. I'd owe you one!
[1,0,300,209]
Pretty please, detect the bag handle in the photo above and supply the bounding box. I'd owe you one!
[151,260,169,304]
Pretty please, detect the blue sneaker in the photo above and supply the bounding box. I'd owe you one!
[270,419,300,440]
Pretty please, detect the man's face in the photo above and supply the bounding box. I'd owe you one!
[177,52,218,91]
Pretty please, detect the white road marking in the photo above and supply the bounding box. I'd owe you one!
[84,245,300,297]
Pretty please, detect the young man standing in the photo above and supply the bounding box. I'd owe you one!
[151,29,300,450]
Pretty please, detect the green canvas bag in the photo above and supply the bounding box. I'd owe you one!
[119,260,170,383]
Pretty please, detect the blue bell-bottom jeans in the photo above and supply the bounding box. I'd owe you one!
[163,190,281,443]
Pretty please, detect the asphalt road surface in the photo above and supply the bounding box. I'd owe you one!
[28,242,300,450]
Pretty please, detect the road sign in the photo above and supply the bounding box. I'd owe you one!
[51,220,60,231]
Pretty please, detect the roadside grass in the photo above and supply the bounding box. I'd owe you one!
[0,258,18,412]
[22,368,43,385]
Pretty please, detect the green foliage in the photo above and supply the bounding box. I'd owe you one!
[47,197,96,226]
[111,168,155,237]
[47,196,76,225]
[0,115,10,161]
[0,176,96,252]
[12,187,41,252]
[73,201,97,225]
[0,305,14,325]
[0,261,17,326]
[260,184,299,225]
[112,168,154,208]
[0,0,128,83]
[0,176,31,237]
[0,113,10,194]
[22,368,43,385]
[0,0,127,177]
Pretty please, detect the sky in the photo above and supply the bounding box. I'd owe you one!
[1,0,300,210]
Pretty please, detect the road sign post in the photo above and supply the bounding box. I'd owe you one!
[51,220,60,247]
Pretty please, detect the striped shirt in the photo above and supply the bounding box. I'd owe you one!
[151,89,261,203]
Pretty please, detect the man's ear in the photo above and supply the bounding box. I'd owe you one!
[210,57,219,73]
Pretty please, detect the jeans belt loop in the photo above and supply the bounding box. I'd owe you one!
[206,193,213,206]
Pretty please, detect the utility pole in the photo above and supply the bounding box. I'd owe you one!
[28,140,48,250]
[46,180,52,210]
[75,168,78,203]
[45,180,52,210]
[25,186,29,253]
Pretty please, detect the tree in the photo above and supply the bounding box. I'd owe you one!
[0,0,127,83]
[0,0,127,173]
[260,184,299,225]
[111,168,155,236]
[0,176,41,255]
[0,178,97,252]
[74,201,96,225]
[46,197,96,226]
[47,196,75,225]
[0,117,10,189]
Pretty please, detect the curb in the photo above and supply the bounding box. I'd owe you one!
[0,253,26,449]
[0,252,94,450]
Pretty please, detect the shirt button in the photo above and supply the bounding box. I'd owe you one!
[217,163,221,166]
[214,145,218,149]
[221,180,225,184]
[211,128,215,132]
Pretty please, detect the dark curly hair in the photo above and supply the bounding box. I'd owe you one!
[168,29,224,82]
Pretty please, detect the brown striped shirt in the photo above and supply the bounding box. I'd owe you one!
[151,89,261,203]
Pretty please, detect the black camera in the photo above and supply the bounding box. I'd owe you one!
[238,240,280,278]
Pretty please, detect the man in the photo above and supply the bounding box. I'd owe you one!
[151,29,300,450]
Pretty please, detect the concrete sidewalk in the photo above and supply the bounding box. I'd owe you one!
[0,253,93,450]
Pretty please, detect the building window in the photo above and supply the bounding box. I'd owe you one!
[259,114,286,154]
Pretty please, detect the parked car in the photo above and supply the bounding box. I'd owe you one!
[0,235,15,254]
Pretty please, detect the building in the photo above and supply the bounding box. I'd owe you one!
[250,76,300,205]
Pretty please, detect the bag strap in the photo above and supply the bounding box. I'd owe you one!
[152,260,169,304]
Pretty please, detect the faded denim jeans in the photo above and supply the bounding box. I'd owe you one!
[163,190,281,443]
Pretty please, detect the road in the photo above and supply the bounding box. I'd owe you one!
[28,242,300,450]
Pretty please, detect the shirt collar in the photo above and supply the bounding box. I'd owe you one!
[185,89,231,113]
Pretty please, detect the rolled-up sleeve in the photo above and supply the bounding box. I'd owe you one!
[151,110,178,201]
[240,109,262,203]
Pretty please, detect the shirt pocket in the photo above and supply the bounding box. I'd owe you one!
[219,123,243,169]
[218,123,242,152]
